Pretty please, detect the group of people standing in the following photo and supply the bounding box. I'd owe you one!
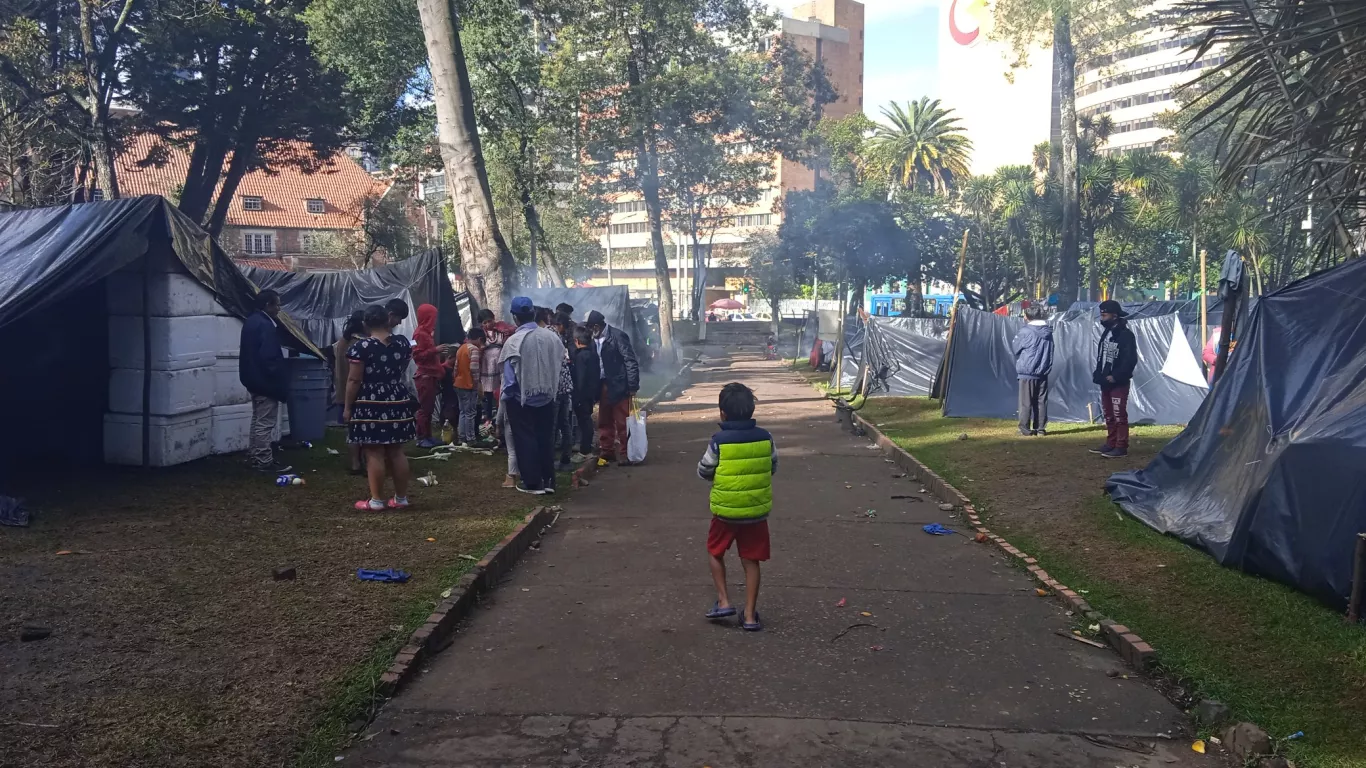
[237,289,641,508]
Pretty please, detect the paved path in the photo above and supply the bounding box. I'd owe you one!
[349,352,1204,767]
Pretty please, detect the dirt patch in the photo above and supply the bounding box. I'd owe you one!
[0,431,529,768]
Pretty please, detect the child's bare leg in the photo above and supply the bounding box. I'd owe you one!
[709,554,731,608]
[364,446,386,500]
[348,443,363,472]
[387,444,411,498]
[741,558,761,623]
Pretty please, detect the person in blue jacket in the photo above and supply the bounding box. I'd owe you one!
[239,290,291,472]
[1011,306,1054,436]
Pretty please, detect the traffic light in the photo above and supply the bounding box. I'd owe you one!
[742,281,751,293]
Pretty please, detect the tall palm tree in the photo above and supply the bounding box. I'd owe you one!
[872,97,973,197]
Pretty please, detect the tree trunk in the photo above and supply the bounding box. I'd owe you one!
[416,0,510,313]
[206,137,256,237]
[1054,8,1081,310]
[78,0,119,199]
[1087,216,1099,301]
[639,135,675,354]
[520,187,564,286]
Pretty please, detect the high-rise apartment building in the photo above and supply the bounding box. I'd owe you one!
[588,0,865,307]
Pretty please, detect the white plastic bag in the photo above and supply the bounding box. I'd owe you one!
[626,403,649,464]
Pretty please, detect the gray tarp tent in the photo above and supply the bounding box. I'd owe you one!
[240,248,464,349]
[523,285,648,355]
[941,308,1207,425]
[831,316,951,396]
[1106,257,1366,609]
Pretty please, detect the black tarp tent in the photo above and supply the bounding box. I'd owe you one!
[241,248,465,349]
[941,308,1208,425]
[0,196,313,471]
[832,316,951,396]
[1106,258,1366,609]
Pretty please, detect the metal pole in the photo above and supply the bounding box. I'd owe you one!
[1199,248,1208,357]
[141,253,152,469]
[1348,532,1366,624]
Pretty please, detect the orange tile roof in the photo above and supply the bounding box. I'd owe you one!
[116,132,388,231]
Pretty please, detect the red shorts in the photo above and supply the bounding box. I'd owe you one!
[707,518,771,561]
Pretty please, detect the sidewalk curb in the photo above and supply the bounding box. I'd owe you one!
[571,354,700,488]
[377,505,558,697]
[850,411,1159,672]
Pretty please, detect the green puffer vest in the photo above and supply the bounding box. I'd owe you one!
[708,421,775,521]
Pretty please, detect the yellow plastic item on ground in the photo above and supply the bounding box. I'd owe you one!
[1191,740,1206,754]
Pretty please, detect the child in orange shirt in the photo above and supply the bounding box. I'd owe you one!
[448,328,485,446]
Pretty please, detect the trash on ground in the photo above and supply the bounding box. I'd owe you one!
[890,494,922,501]
[440,587,452,598]
[1191,740,1206,754]
[922,523,955,536]
[974,532,988,543]
[830,622,880,642]
[869,645,884,651]
[937,503,955,512]
[20,625,51,642]
[54,550,88,556]
[864,509,876,518]
[1088,623,1101,633]
[457,554,478,561]
[426,537,436,542]
[836,598,846,607]
[411,453,450,462]
[326,448,340,455]
[276,474,305,486]
[1286,731,1305,741]
[1057,631,1107,648]
[416,473,438,487]
[859,611,872,617]
[272,566,297,581]
[357,568,410,583]
[956,433,969,441]
[1035,588,1049,596]
[891,472,906,479]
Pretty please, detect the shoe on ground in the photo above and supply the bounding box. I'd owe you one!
[387,497,411,509]
[1102,447,1129,459]
[1088,443,1112,454]
[1019,429,1034,437]
[516,484,547,495]
[1037,429,1047,436]
[252,460,293,473]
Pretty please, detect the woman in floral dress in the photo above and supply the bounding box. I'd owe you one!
[343,304,416,510]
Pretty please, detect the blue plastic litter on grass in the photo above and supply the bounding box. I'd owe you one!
[357,568,410,583]
[922,523,955,536]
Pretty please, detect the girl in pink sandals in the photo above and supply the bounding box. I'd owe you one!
[343,304,416,510]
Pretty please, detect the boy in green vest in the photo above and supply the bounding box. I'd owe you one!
[697,382,778,631]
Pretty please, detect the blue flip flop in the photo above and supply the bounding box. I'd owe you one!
[705,601,737,620]
[741,611,763,632]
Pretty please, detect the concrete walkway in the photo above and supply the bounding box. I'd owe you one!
[349,351,1205,767]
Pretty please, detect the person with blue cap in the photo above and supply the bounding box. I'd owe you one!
[500,297,569,494]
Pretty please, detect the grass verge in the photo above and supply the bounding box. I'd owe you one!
[850,396,1366,768]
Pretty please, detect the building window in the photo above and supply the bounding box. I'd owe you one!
[609,221,650,235]
[733,214,772,228]
[242,196,263,211]
[612,199,647,214]
[306,198,326,214]
[90,189,104,201]
[243,231,274,255]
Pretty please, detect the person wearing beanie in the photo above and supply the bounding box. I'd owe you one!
[1090,300,1138,458]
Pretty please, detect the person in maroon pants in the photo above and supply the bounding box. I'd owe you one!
[585,310,639,464]
[1089,300,1138,458]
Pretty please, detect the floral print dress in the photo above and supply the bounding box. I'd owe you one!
[347,335,417,445]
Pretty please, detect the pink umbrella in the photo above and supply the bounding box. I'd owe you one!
[709,298,744,310]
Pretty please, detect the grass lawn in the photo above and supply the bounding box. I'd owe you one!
[843,392,1366,767]
[1,429,531,768]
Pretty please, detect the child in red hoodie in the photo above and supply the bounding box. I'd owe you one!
[411,304,449,449]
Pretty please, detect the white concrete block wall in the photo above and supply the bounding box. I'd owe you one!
[104,410,212,466]
[210,403,252,455]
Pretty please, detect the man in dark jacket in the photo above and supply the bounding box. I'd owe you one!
[239,290,291,472]
[1011,306,1053,436]
[1090,299,1138,458]
[585,310,640,463]
[569,325,601,462]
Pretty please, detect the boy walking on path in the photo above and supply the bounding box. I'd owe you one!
[1011,306,1054,436]
[1091,299,1138,458]
[697,382,778,632]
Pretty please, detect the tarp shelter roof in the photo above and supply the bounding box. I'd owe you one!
[241,248,464,349]
[832,316,950,397]
[522,285,647,352]
[941,308,1206,425]
[0,195,314,352]
[1107,257,1366,609]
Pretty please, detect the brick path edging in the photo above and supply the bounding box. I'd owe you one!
[850,411,1158,672]
[377,505,558,697]
[572,354,701,488]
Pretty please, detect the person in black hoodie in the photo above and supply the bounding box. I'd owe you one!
[1011,306,1053,436]
[239,289,291,472]
[1090,300,1138,458]
[570,325,601,462]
